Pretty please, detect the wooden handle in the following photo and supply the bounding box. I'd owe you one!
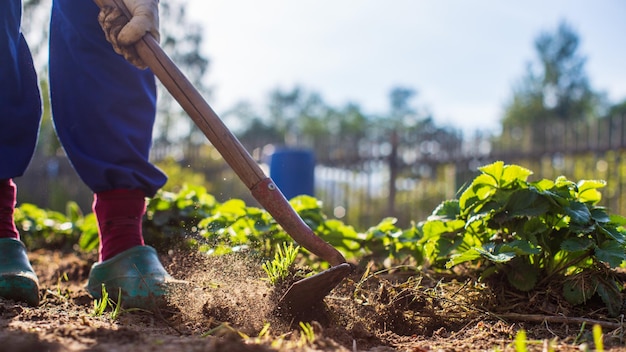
[93,0,346,266]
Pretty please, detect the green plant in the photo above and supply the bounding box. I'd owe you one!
[593,324,604,352]
[91,284,124,320]
[361,217,421,263]
[92,284,110,317]
[15,201,98,252]
[298,321,316,345]
[421,161,626,316]
[262,243,299,285]
[514,329,527,351]
[145,188,366,266]
[55,272,70,299]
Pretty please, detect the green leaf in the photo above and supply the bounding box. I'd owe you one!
[599,225,626,245]
[367,217,399,238]
[421,219,464,240]
[594,241,626,268]
[555,175,577,190]
[218,199,248,217]
[289,195,322,212]
[445,248,481,268]
[77,214,99,252]
[500,164,533,187]
[576,179,606,204]
[562,276,597,305]
[522,217,548,236]
[429,200,460,220]
[532,179,555,192]
[596,278,623,318]
[506,260,537,291]
[459,173,498,210]
[500,240,540,256]
[561,238,594,252]
[609,214,626,226]
[563,201,591,225]
[478,161,505,184]
[476,244,516,263]
[505,189,550,218]
[320,219,361,252]
[590,208,610,224]
[65,201,82,223]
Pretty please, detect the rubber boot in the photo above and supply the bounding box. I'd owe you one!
[87,245,174,309]
[0,238,40,306]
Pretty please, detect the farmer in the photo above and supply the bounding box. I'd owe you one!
[0,0,174,308]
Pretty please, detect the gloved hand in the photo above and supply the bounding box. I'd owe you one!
[98,0,159,69]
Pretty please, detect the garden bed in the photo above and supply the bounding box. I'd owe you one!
[1,249,624,351]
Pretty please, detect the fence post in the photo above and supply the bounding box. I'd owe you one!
[387,129,398,216]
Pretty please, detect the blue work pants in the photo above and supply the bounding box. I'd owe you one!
[0,0,166,197]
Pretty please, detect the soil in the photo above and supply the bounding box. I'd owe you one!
[1,249,625,352]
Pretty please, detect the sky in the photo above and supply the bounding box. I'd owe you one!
[184,0,626,135]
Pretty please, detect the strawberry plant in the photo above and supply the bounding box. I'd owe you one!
[143,185,364,263]
[421,161,626,316]
[15,201,98,251]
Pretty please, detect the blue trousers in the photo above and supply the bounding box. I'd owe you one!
[0,0,166,197]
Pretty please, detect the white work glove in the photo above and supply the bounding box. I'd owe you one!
[98,0,160,69]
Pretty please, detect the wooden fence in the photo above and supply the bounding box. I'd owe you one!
[15,114,626,231]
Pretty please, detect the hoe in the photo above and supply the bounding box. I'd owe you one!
[94,0,352,315]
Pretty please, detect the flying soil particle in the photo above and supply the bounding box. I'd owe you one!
[166,252,279,335]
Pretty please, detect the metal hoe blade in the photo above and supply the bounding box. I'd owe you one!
[278,263,352,315]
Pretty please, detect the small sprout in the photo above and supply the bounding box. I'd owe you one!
[299,321,316,345]
[92,284,109,317]
[91,284,131,321]
[262,243,299,285]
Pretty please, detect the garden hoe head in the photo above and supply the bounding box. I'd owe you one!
[278,262,352,316]
[94,0,353,315]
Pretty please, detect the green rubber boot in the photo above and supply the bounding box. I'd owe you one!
[87,245,176,309]
[0,238,40,306]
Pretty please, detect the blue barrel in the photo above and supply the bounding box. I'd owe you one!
[269,148,315,200]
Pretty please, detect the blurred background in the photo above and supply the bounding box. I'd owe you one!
[17,0,626,230]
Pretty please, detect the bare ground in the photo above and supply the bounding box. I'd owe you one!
[1,249,625,351]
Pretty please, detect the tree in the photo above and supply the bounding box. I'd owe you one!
[265,87,332,146]
[231,101,283,151]
[607,99,626,118]
[502,21,602,128]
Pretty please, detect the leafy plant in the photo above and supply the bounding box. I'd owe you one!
[15,201,98,252]
[421,161,626,316]
[262,243,300,285]
[145,187,368,266]
[361,217,421,263]
[143,184,218,252]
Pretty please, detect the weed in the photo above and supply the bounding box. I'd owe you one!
[91,284,131,321]
[593,324,604,351]
[55,272,70,298]
[262,242,299,285]
[514,330,527,351]
[298,321,316,345]
[91,284,109,317]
